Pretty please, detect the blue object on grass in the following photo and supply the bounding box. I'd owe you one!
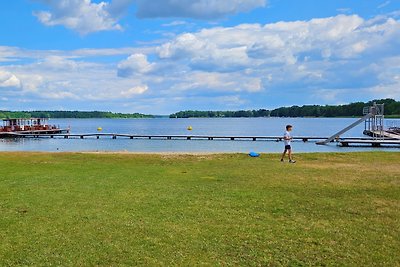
[249,152,260,157]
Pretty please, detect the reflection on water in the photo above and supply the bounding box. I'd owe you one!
[1,118,399,153]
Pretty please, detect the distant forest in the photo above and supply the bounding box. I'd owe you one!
[170,99,400,118]
[0,111,153,119]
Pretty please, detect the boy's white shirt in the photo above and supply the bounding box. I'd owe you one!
[284,131,291,146]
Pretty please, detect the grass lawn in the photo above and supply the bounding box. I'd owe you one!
[0,152,399,266]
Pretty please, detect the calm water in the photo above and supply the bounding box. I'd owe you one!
[0,118,399,153]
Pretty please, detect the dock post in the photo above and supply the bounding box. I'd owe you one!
[130,136,133,139]
[97,136,100,139]
[187,137,191,140]
[231,137,235,141]
[253,137,256,141]
[80,136,84,139]
[112,135,117,139]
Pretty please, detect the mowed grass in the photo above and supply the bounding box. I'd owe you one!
[0,152,399,266]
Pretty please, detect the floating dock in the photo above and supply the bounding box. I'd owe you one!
[0,129,69,138]
[338,139,400,147]
[363,130,400,140]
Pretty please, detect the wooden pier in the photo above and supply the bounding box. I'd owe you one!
[1,132,399,147]
[0,132,327,142]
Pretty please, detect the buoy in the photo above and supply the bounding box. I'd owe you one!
[187,126,193,131]
[97,127,103,132]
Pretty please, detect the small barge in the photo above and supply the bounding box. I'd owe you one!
[0,118,69,137]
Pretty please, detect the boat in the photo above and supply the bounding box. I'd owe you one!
[0,118,70,137]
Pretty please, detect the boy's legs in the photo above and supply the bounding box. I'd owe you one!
[281,149,287,161]
[288,149,296,163]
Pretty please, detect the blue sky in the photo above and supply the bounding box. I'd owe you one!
[0,0,399,114]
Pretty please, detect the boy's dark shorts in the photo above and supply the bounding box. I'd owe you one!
[285,145,291,150]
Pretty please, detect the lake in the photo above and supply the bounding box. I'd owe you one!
[0,118,399,153]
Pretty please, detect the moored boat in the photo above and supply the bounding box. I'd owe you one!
[0,118,70,136]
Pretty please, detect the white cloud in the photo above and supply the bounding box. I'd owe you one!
[33,0,267,34]
[134,0,267,19]
[369,83,400,99]
[162,20,188,27]
[18,74,44,92]
[170,71,262,93]
[378,1,391,9]
[120,85,148,97]
[158,31,253,71]
[118,54,154,77]
[1,13,400,113]
[0,71,21,88]
[38,56,79,70]
[34,0,123,35]
[158,14,400,73]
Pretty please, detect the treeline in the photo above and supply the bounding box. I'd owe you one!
[170,109,270,118]
[269,99,399,117]
[170,99,400,118]
[0,111,153,119]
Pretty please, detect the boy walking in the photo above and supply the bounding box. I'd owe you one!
[281,125,296,163]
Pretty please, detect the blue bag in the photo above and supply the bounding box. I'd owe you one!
[249,152,260,157]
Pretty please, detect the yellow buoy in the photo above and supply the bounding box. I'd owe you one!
[97,127,103,132]
[187,126,193,131]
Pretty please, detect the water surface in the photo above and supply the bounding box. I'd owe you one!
[0,118,399,153]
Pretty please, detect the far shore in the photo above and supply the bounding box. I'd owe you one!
[46,116,400,119]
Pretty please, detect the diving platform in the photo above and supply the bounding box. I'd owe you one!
[317,102,394,145]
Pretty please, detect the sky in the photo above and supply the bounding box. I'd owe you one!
[0,0,399,114]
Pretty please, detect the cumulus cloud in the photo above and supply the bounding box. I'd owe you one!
[159,14,381,71]
[117,54,154,77]
[134,0,266,19]
[120,85,148,97]
[2,13,400,112]
[0,71,21,88]
[33,0,124,35]
[158,32,252,72]
[145,13,400,109]
[157,14,400,89]
[33,0,267,34]
[38,56,79,70]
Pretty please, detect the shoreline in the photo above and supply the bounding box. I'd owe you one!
[0,150,396,155]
